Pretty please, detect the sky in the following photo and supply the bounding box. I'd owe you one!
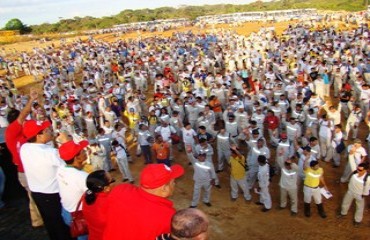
[0,0,256,28]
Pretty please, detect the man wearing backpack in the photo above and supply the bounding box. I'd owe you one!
[337,162,370,227]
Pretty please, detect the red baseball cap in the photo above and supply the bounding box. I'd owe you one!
[23,120,52,140]
[59,140,89,161]
[140,164,184,189]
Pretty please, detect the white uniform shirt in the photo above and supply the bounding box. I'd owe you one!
[155,125,176,142]
[258,164,270,188]
[190,156,217,182]
[138,130,152,146]
[57,166,88,212]
[182,128,197,145]
[113,145,128,159]
[20,143,66,193]
[279,163,299,190]
[348,145,367,165]
[359,88,370,103]
[348,173,370,196]
[318,119,333,138]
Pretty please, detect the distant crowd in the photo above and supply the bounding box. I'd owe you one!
[0,12,370,240]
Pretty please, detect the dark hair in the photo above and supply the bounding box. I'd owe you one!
[114,124,121,130]
[310,160,319,167]
[65,159,74,165]
[198,138,207,144]
[358,162,369,170]
[85,170,109,205]
[27,136,37,143]
[98,128,105,134]
[218,122,225,129]
[155,134,162,140]
[258,155,267,164]
[7,109,20,123]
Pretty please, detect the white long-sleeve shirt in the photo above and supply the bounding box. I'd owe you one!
[279,163,299,190]
[348,173,370,196]
[258,164,270,188]
[113,145,128,159]
[347,110,362,125]
[190,156,217,182]
[318,119,333,138]
[348,145,367,166]
[324,104,342,125]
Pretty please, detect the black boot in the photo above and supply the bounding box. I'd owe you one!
[317,204,327,219]
[304,203,311,217]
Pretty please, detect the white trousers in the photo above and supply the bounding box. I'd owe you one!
[191,181,212,206]
[259,186,272,209]
[280,187,298,213]
[303,185,322,204]
[341,190,365,223]
[230,176,251,200]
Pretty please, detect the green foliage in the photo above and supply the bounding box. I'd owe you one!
[24,0,369,34]
[3,18,31,33]
[5,18,24,31]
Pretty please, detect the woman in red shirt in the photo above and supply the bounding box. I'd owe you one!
[82,170,115,240]
[264,110,280,139]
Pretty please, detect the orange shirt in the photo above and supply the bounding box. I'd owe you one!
[152,142,170,160]
[209,99,222,113]
[111,64,119,73]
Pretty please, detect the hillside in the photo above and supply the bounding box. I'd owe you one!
[25,0,370,33]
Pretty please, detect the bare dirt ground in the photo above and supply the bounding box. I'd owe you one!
[1,20,370,240]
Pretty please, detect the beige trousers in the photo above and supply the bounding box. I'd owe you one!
[18,172,44,227]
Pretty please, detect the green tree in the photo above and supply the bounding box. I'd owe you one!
[4,18,26,32]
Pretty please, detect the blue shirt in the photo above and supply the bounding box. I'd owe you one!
[365,63,370,73]
[322,74,330,84]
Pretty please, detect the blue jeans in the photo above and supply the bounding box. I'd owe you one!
[140,145,153,164]
[0,166,4,208]
[103,154,113,172]
[61,207,88,240]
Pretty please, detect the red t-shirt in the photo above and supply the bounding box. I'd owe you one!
[5,120,26,172]
[82,192,109,240]
[103,184,175,240]
[264,115,279,130]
